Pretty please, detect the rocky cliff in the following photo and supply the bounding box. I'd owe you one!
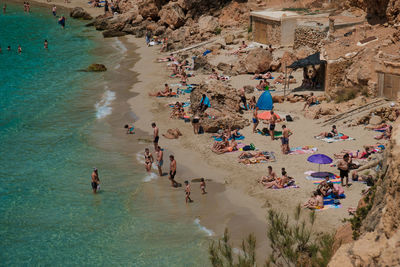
[345,0,400,24]
[329,120,400,266]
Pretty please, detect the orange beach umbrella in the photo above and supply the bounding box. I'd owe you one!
[257,111,281,120]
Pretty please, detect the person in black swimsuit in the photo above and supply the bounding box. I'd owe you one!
[152,122,159,150]
[91,168,100,194]
[316,125,338,138]
[192,113,200,134]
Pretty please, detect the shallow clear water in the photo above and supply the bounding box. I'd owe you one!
[0,3,209,266]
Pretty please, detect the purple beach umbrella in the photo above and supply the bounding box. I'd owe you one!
[307,154,333,172]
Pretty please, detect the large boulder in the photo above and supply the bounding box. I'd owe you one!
[159,2,186,29]
[190,81,241,113]
[200,112,249,133]
[198,15,219,33]
[224,33,235,45]
[279,51,297,72]
[138,0,160,20]
[102,29,126,38]
[70,7,93,20]
[242,48,273,73]
[93,11,135,32]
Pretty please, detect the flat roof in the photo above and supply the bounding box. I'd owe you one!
[250,10,300,21]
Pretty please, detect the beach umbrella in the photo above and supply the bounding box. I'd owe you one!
[257,111,281,120]
[307,154,333,172]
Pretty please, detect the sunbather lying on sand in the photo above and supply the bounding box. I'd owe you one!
[170,102,186,119]
[334,146,375,159]
[149,84,172,97]
[231,41,248,55]
[316,125,338,138]
[238,152,269,164]
[274,74,284,84]
[157,53,175,62]
[252,72,272,80]
[211,139,237,154]
[351,171,374,185]
[375,125,392,140]
[162,128,182,139]
[365,123,389,130]
[262,169,293,188]
[304,190,324,209]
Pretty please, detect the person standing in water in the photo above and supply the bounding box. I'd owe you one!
[152,122,159,150]
[169,155,178,187]
[91,168,100,194]
[52,5,56,16]
[3,3,6,13]
[184,181,193,203]
[58,15,65,29]
[200,178,206,194]
[44,40,48,49]
[7,46,11,51]
[155,146,163,176]
[144,148,153,173]
[17,45,22,54]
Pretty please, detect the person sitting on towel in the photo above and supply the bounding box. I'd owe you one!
[316,125,338,138]
[304,190,324,209]
[317,176,331,196]
[329,182,344,198]
[149,83,171,97]
[303,92,317,110]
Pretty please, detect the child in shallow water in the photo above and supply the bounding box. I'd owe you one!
[200,178,206,194]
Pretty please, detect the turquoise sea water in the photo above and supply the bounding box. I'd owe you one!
[0,3,210,266]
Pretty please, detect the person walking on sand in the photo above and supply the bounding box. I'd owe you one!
[252,107,259,133]
[269,110,278,141]
[91,168,100,194]
[169,155,178,187]
[156,146,163,176]
[338,153,351,187]
[281,125,292,154]
[200,178,206,194]
[152,122,159,150]
[144,148,153,173]
[184,181,193,203]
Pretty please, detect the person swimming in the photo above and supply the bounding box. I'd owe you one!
[44,40,48,49]
[17,45,22,54]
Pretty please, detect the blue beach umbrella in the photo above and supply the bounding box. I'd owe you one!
[307,154,333,172]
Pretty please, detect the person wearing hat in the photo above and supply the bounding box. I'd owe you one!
[91,168,100,194]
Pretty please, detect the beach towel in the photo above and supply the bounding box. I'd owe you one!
[240,151,276,165]
[316,204,342,210]
[169,102,190,108]
[270,184,300,189]
[312,178,341,184]
[203,50,211,56]
[374,127,388,132]
[316,133,355,143]
[157,92,177,97]
[289,146,317,155]
[213,134,245,141]
[257,130,283,138]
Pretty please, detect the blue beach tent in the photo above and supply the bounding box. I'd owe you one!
[256,90,273,110]
[200,95,211,107]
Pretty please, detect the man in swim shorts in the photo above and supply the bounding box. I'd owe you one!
[169,155,178,187]
[252,107,259,133]
[281,125,292,154]
[91,168,100,194]
[338,153,351,187]
[152,122,159,150]
[156,146,163,176]
[269,110,277,141]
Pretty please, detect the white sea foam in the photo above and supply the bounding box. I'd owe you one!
[143,172,158,182]
[112,38,128,54]
[194,218,214,237]
[95,90,116,119]
[114,63,121,70]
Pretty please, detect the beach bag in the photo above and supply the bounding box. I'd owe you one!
[262,128,269,135]
[340,135,349,139]
[286,115,293,122]
[243,143,256,151]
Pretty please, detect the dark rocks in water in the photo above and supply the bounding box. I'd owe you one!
[102,29,126,38]
[86,64,107,72]
[70,7,93,20]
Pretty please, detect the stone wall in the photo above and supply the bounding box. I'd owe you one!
[324,58,352,97]
[252,17,281,45]
[293,26,327,52]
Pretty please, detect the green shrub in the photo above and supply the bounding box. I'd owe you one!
[335,88,357,103]
[215,27,222,35]
[209,204,334,267]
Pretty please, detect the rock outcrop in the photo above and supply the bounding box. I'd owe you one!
[190,80,249,132]
[242,48,273,74]
[86,64,107,72]
[329,120,400,266]
[70,7,93,20]
[346,0,400,24]
[159,2,185,29]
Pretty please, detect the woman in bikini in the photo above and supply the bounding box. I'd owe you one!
[144,148,154,172]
